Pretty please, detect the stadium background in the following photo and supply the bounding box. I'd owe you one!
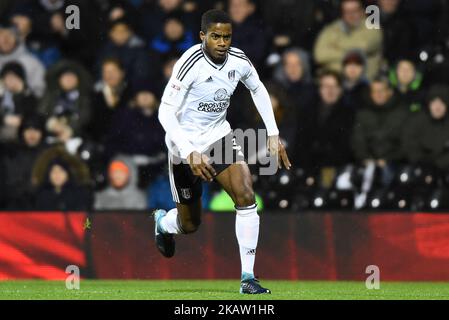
[1,0,449,284]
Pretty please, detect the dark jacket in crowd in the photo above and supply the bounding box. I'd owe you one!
[272,48,317,113]
[14,0,96,68]
[297,98,355,169]
[138,3,196,43]
[389,62,426,113]
[352,95,410,162]
[104,105,165,160]
[0,88,37,142]
[0,116,48,209]
[252,82,299,154]
[88,81,133,144]
[0,62,38,142]
[380,5,416,64]
[35,183,91,211]
[96,34,152,87]
[231,15,268,68]
[38,60,93,136]
[0,88,36,118]
[261,0,336,50]
[32,145,92,211]
[402,84,449,170]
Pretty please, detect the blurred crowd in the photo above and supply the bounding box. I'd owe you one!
[1,0,449,212]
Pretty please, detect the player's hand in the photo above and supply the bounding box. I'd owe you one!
[267,135,292,170]
[187,151,216,182]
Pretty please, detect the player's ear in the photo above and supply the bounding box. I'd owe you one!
[200,31,206,42]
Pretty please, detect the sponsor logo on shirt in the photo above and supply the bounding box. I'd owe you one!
[214,88,230,102]
[198,102,229,112]
[197,88,230,112]
[171,83,181,91]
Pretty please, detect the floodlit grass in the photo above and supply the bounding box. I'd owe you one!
[1,280,449,300]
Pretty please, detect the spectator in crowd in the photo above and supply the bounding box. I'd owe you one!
[342,50,369,109]
[12,0,96,68]
[427,7,449,86]
[401,0,444,52]
[0,1,448,211]
[0,61,37,143]
[402,84,449,171]
[352,77,409,185]
[96,18,153,88]
[272,47,316,113]
[261,0,337,51]
[89,58,132,144]
[0,25,46,97]
[139,0,196,43]
[93,0,141,41]
[161,54,179,83]
[297,71,355,173]
[8,5,61,68]
[94,156,147,210]
[104,81,165,161]
[228,0,268,67]
[150,12,195,59]
[378,0,415,65]
[388,58,425,113]
[32,146,92,211]
[0,115,48,209]
[314,0,383,80]
[39,60,93,140]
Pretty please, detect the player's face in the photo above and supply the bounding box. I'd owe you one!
[200,23,232,63]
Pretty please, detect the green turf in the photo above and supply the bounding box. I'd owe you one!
[1,280,449,300]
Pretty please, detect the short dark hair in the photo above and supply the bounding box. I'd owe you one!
[201,9,231,33]
[318,70,343,87]
[102,57,124,71]
[371,75,391,89]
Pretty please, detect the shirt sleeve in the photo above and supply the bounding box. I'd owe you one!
[158,54,199,159]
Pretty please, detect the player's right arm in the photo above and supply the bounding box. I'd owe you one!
[158,49,216,181]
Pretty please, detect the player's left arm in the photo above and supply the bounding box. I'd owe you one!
[241,64,292,170]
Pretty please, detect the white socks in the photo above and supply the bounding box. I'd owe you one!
[235,204,259,280]
[159,208,182,234]
[160,204,260,281]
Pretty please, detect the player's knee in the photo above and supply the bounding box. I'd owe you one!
[181,219,201,234]
[234,188,255,207]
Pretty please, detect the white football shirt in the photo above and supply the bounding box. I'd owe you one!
[159,43,279,159]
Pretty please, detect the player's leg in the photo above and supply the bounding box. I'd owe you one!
[154,155,203,258]
[159,200,202,235]
[215,162,271,294]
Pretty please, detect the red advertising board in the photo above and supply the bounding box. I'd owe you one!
[1,211,449,281]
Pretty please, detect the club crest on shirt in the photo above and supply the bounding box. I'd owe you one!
[228,70,236,81]
[180,188,192,200]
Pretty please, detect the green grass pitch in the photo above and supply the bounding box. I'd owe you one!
[1,280,449,300]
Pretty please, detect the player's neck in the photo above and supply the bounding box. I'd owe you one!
[202,45,226,65]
